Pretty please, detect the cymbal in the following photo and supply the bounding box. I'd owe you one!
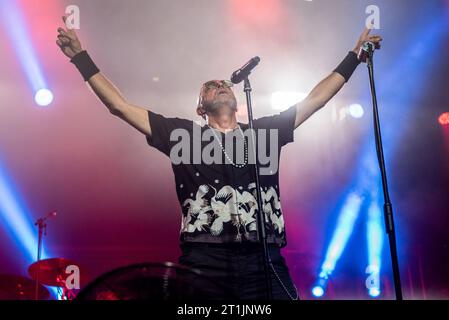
[0,274,49,300]
[28,258,77,287]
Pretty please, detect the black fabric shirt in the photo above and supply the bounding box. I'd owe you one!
[146,106,296,247]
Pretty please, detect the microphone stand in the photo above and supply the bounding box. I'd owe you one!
[365,44,403,300]
[34,216,47,300]
[243,77,272,300]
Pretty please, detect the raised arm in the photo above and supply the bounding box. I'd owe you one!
[294,27,382,129]
[56,16,152,137]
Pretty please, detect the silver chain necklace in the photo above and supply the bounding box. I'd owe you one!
[207,125,248,168]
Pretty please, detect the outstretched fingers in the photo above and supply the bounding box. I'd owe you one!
[57,34,71,45]
[57,27,68,36]
[61,16,78,38]
[369,35,383,41]
[361,26,372,39]
[369,35,383,49]
[62,15,70,28]
[57,28,74,42]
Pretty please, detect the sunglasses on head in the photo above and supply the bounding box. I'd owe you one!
[202,80,233,91]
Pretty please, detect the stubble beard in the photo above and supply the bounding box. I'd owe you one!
[203,95,238,116]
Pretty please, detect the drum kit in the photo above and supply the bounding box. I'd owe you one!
[0,212,232,300]
[1,260,229,300]
[0,212,80,300]
[0,258,77,300]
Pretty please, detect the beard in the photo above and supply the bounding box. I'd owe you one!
[202,94,238,115]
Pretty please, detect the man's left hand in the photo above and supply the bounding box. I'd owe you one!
[352,26,383,56]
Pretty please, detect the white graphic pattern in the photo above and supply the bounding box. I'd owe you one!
[181,184,285,239]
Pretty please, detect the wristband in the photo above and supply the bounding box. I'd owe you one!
[70,50,100,81]
[333,51,360,82]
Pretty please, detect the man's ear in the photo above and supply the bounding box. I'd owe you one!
[196,91,206,120]
[196,107,206,120]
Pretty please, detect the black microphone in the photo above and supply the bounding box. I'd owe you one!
[231,56,261,84]
[358,42,375,63]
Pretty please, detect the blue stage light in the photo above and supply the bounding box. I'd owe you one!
[312,286,324,298]
[314,7,448,298]
[368,287,381,297]
[318,192,363,278]
[348,104,364,119]
[366,194,383,298]
[0,161,58,298]
[0,165,45,262]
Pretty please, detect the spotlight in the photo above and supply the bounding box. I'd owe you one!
[348,103,364,119]
[367,199,383,300]
[34,89,54,107]
[368,287,381,298]
[438,112,449,126]
[312,285,324,298]
[311,275,329,298]
[317,193,363,280]
[1,1,53,108]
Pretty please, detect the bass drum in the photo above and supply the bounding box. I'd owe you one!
[75,262,233,300]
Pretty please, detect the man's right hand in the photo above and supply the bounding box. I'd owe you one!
[56,15,152,137]
[56,16,83,59]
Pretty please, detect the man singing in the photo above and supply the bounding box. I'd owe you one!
[56,16,382,300]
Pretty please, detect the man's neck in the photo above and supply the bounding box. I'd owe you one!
[207,110,238,133]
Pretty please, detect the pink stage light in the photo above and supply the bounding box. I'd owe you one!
[438,112,449,126]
